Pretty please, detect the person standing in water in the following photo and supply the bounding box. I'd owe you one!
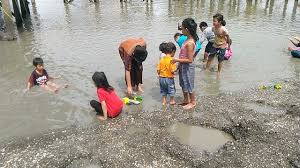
[172,18,198,110]
[119,38,148,96]
[205,13,231,77]
[199,21,215,63]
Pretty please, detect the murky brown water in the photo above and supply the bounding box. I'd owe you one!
[0,0,300,141]
[169,123,233,152]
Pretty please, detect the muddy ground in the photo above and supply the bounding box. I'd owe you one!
[0,79,300,168]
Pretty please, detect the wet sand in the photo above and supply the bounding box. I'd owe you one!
[1,78,299,168]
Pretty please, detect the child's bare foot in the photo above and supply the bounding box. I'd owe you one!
[183,103,196,110]
[178,102,189,106]
[169,101,176,105]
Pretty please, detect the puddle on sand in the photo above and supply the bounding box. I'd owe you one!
[244,103,286,115]
[169,123,233,152]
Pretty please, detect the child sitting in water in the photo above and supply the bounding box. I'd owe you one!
[27,57,65,93]
[90,72,123,121]
[157,42,177,105]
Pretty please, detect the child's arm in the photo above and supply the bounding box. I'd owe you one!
[99,101,108,121]
[27,82,32,91]
[226,34,231,49]
[26,74,34,91]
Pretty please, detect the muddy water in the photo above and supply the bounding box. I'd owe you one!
[0,0,300,141]
[169,123,233,152]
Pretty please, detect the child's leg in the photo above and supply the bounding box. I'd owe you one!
[47,81,60,92]
[90,100,104,116]
[170,96,176,105]
[40,84,55,93]
[181,91,189,105]
[205,56,213,70]
[203,52,209,62]
[162,96,167,106]
[217,48,226,76]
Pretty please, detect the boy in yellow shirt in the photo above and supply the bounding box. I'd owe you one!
[157,42,177,105]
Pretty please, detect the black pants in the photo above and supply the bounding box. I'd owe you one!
[90,100,104,116]
[126,59,143,87]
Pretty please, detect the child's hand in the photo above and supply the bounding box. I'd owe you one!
[171,58,177,64]
[288,47,293,51]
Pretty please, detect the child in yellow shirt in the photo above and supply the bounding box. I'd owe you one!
[157,42,177,105]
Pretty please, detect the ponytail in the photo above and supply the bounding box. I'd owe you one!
[182,18,199,43]
[221,20,226,26]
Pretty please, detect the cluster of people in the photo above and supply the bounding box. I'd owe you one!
[27,13,232,121]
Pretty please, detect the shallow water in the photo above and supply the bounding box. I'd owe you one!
[0,0,300,141]
[169,123,233,152]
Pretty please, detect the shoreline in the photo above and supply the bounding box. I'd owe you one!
[1,78,300,167]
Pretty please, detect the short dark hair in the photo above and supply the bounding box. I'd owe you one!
[199,22,208,29]
[174,32,182,39]
[133,45,148,63]
[33,57,44,67]
[159,42,176,54]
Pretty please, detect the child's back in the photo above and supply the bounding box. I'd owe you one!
[157,55,176,78]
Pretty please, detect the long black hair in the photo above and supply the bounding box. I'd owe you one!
[213,13,226,26]
[182,18,199,43]
[92,72,114,92]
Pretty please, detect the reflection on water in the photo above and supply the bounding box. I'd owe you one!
[169,123,233,152]
[0,0,299,141]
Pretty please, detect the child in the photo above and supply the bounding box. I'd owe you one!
[159,42,167,59]
[174,32,202,57]
[199,21,215,62]
[90,72,123,121]
[157,42,177,105]
[205,13,231,77]
[172,18,198,110]
[27,57,63,93]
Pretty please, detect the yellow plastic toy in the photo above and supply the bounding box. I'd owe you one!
[122,97,130,105]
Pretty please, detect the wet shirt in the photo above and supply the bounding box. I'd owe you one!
[97,88,123,118]
[157,55,177,78]
[213,26,229,49]
[177,35,202,52]
[203,27,215,43]
[118,38,146,71]
[28,69,49,86]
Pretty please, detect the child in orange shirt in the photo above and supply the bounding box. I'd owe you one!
[157,42,177,105]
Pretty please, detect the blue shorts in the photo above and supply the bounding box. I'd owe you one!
[159,77,176,96]
[209,46,226,62]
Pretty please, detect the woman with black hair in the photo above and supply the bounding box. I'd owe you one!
[172,18,198,110]
[119,38,148,96]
